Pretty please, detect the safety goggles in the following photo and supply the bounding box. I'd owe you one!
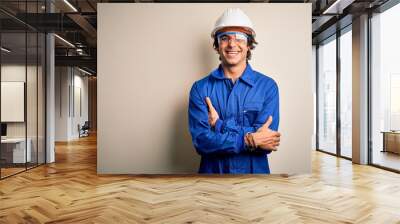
[216,32,248,45]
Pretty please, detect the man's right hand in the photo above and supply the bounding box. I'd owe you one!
[245,116,281,151]
[205,97,219,128]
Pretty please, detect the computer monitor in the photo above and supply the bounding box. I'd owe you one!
[1,123,7,137]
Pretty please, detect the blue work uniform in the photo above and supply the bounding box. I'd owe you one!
[188,63,280,174]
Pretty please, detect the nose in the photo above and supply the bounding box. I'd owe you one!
[228,38,236,47]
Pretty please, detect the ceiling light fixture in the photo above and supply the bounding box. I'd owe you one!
[322,0,355,14]
[78,67,93,76]
[1,47,11,53]
[54,34,75,48]
[63,0,78,12]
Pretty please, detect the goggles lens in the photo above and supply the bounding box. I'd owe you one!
[217,32,248,45]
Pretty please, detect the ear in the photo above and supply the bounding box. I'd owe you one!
[246,48,251,61]
[213,47,222,61]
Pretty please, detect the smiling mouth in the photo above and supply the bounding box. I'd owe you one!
[225,51,240,55]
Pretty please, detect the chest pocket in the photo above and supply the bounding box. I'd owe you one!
[243,101,263,126]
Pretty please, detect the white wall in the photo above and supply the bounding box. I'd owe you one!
[72,72,89,138]
[98,3,313,174]
[55,67,89,141]
[55,67,69,141]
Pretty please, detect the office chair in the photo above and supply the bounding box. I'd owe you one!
[79,121,90,138]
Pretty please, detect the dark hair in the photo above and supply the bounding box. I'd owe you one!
[213,35,258,60]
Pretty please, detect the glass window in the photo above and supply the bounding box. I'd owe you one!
[340,28,352,158]
[371,3,400,171]
[318,36,337,154]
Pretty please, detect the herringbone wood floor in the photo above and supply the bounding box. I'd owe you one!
[1,134,400,224]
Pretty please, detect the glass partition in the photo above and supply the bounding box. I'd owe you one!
[38,32,45,165]
[27,31,38,169]
[0,31,28,177]
[0,1,46,179]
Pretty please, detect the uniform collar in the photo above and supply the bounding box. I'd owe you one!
[210,63,255,87]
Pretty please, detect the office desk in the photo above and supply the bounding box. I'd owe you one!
[1,138,31,164]
[381,131,400,154]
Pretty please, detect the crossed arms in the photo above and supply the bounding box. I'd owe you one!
[188,82,281,156]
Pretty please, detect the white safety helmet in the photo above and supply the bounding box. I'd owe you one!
[211,8,256,38]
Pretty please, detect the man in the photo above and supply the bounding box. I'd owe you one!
[188,8,281,174]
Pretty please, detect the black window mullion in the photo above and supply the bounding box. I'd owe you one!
[44,31,47,164]
[36,0,39,167]
[316,44,320,150]
[336,29,341,157]
[367,11,373,165]
[24,0,28,171]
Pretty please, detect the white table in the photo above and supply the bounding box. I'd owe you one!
[1,138,31,163]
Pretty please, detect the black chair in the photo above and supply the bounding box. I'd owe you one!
[79,121,90,138]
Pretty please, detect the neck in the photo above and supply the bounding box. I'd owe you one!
[221,61,247,82]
